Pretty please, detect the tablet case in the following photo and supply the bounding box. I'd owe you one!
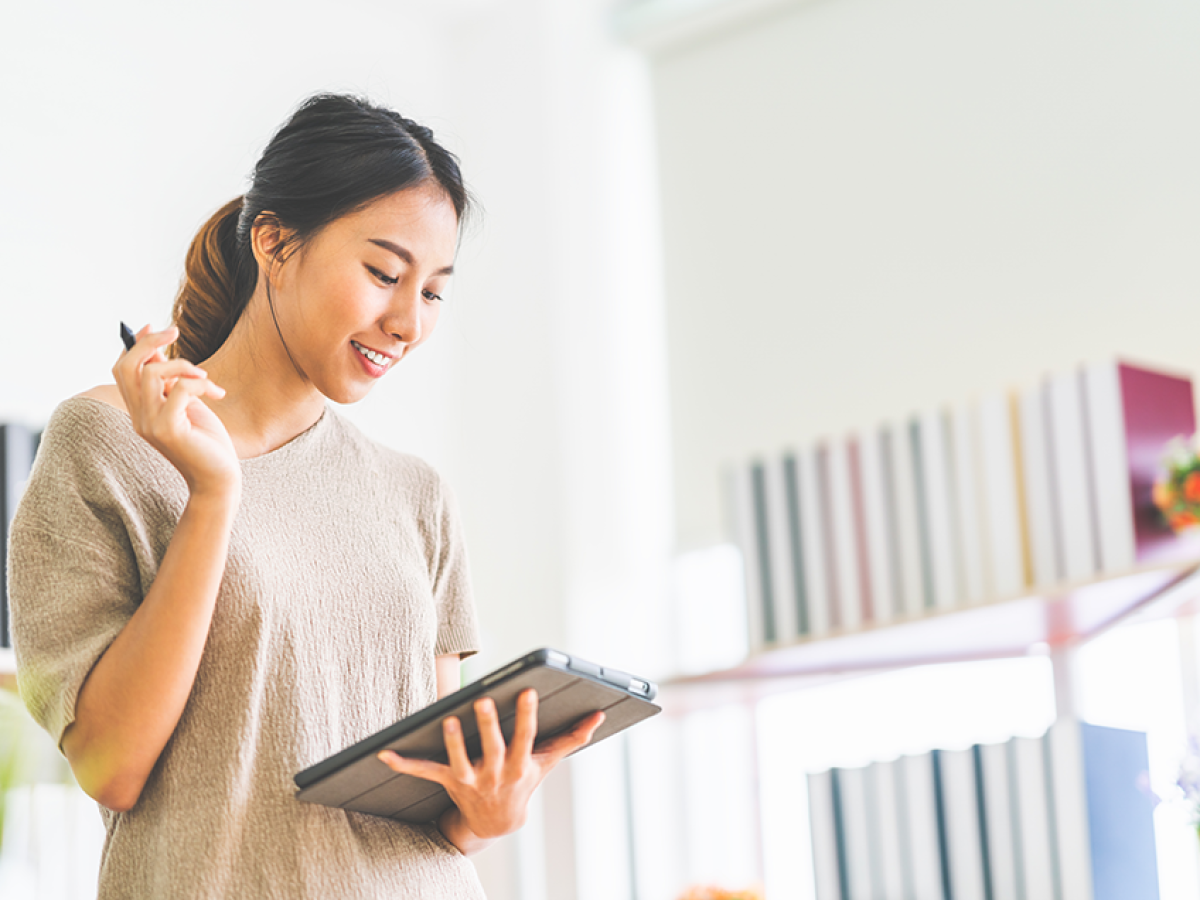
[293,648,661,822]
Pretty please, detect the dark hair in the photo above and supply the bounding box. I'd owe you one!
[170,93,471,363]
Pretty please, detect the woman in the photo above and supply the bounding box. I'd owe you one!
[8,93,602,898]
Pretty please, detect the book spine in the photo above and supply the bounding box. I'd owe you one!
[1013,735,1057,900]
[1047,372,1099,581]
[798,445,833,638]
[977,391,1028,599]
[1018,387,1060,588]
[887,419,927,618]
[938,747,988,900]
[858,429,897,624]
[949,403,987,606]
[902,752,948,900]
[1079,722,1160,900]
[725,462,766,654]
[782,452,811,637]
[828,440,864,631]
[846,438,876,626]
[871,759,909,899]
[978,740,1022,900]
[807,769,844,900]
[1082,362,1135,574]
[1045,720,1095,900]
[764,455,798,644]
[916,411,960,610]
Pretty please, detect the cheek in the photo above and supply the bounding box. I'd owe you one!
[419,302,443,341]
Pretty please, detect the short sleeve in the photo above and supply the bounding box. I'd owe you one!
[7,401,160,747]
[430,473,480,659]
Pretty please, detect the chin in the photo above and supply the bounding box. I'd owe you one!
[320,382,375,405]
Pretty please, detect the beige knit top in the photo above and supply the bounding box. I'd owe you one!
[8,397,485,899]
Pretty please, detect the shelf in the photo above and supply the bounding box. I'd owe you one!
[661,553,1200,710]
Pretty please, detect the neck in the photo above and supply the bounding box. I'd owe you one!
[198,302,327,460]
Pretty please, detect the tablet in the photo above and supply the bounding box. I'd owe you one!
[293,647,661,822]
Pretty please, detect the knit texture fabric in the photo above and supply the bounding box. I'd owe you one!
[8,397,484,899]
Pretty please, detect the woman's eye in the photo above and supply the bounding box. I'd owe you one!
[367,265,399,286]
[422,289,444,303]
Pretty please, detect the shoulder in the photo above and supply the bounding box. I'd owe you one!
[75,383,126,412]
[323,410,449,500]
[32,392,162,494]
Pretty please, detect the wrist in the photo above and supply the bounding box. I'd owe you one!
[184,478,242,519]
[437,806,494,857]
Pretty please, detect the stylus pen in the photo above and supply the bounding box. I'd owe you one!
[119,321,136,351]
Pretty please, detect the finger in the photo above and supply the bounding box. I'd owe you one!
[144,359,209,386]
[508,689,539,761]
[376,750,452,787]
[125,325,178,364]
[156,374,218,434]
[536,711,606,764]
[474,697,506,773]
[442,716,475,783]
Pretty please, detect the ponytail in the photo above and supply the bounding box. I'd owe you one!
[169,197,257,363]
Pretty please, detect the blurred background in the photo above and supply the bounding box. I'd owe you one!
[3,0,1200,897]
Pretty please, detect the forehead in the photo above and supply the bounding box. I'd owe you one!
[324,186,459,262]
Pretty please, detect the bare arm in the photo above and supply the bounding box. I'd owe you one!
[62,326,239,812]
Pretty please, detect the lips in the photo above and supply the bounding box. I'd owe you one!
[351,340,395,367]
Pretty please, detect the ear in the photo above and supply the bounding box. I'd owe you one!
[249,213,297,282]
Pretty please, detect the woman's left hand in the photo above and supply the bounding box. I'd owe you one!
[377,689,604,854]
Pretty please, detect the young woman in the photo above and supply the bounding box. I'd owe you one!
[8,94,602,898]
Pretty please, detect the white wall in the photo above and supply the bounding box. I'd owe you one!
[1,2,672,899]
[649,0,1200,548]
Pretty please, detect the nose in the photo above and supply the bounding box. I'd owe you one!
[381,285,423,345]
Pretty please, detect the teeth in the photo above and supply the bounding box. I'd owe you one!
[353,341,389,367]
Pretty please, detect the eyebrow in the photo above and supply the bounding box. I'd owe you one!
[368,238,455,276]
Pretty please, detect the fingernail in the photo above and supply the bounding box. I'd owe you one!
[444,718,459,733]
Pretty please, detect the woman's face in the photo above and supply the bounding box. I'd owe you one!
[262,185,459,404]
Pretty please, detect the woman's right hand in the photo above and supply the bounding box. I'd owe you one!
[113,325,240,498]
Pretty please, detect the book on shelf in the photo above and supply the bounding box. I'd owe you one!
[725,359,1196,656]
[763,455,801,644]
[899,752,946,900]
[806,723,1159,900]
[833,765,879,900]
[855,429,898,624]
[1084,359,1197,572]
[726,462,770,653]
[870,758,909,899]
[947,404,987,607]
[976,392,1028,600]
[828,440,865,631]
[806,769,843,900]
[936,747,988,900]
[1017,386,1060,590]
[885,418,927,619]
[1047,370,1100,582]
[977,740,1021,900]
[795,445,832,638]
[2,423,37,650]
[1047,719,1160,900]
[913,410,960,612]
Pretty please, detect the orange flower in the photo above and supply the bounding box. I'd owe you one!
[1184,472,1200,504]
[1170,511,1199,531]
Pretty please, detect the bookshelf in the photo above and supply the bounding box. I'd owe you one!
[663,359,1200,720]
[664,552,1200,704]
